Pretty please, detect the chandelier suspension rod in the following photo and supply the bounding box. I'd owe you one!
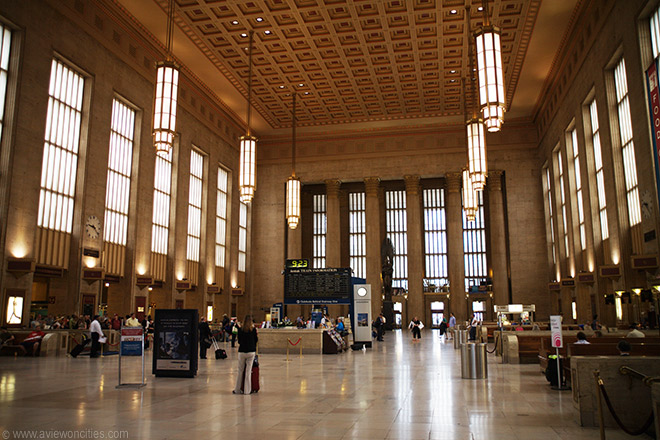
[246,30,254,136]
[466,5,478,119]
[165,0,175,58]
[292,91,296,177]
[482,0,490,27]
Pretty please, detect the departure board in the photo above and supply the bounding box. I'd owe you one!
[284,267,352,305]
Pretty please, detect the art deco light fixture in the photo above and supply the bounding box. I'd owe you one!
[474,0,506,132]
[286,91,301,229]
[152,0,179,157]
[239,31,257,203]
[466,7,487,191]
[462,168,478,222]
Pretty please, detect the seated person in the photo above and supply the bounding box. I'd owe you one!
[20,325,45,355]
[617,340,631,356]
[574,331,590,344]
[335,318,348,336]
[626,323,645,338]
[1,327,15,346]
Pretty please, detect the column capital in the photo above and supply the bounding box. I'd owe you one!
[404,175,421,195]
[364,177,380,197]
[487,170,504,192]
[446,172,462,193]
[325,179,342,198]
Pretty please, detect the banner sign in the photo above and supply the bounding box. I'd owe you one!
[550,315,563,349]
[120,327,143,356]
[646,58,660,205]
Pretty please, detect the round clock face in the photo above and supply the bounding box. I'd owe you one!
[357,287,367,297]
[85,215,101,239]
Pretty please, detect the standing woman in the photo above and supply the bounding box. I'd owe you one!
[409,316,423,342]
[233,315,258,394]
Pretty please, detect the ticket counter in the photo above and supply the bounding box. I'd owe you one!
[257,328,324,354]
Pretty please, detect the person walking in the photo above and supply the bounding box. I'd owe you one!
[409,316,423,342]
[233,315,258,395]
[373,313,385,341]
[439,316,448,340]
[198,317,211,359]
[448,313,456,340]
[89,315,105,358]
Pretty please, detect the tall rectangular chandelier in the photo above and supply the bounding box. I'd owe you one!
[475,0,506,132]
[152,0,178,157]
[239,31,257,203]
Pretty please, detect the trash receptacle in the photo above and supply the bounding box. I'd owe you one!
[454,329,468,349]
[461,342,488,379]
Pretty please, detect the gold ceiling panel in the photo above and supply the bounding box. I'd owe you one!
[167,0,540,128]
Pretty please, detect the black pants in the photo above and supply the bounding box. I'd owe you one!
[231,333,236,347]
[200,340,208,359]
[377,326,384,341]
[412,327,421,339]
[90,333,100,358]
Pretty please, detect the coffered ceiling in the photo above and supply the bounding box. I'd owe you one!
[116,0,579,136]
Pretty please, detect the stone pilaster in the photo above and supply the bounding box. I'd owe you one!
[365,177,383,317]
[487,170,510,307]
[446,172,467,322]
[325,179,341,268]
[404,175,424,324]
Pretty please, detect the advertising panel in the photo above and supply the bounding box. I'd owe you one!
[152,309,198,378]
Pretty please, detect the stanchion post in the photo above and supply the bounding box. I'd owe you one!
[593,370,606,440]
[555,347,561,389]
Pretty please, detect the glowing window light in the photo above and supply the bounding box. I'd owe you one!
[37,59,84,233]
[216,167,228,267]
[104,99,135,246]
[348,192,365,277]
[313,194,327,269]
[614,58,641,227]
[588,100,609,240]
[238,202,248,272]
[186,149,204,262]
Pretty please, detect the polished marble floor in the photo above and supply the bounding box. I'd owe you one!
[0,329,647,439]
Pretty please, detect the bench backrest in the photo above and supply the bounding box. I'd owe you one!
[569,342,660,356]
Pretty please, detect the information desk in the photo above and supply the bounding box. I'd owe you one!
[257,328,324,354]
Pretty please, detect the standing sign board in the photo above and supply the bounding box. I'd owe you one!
[352,284,372,347]
[152,309,198,378]
[117,326,146,389]
[550,315,563,348]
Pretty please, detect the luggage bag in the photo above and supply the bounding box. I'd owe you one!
[70,337,91,358]
[240,355,260,393]
[212,337,227,359]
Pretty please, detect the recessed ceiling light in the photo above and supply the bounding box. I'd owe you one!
[298,83,304,87]
[240,33,247,38]
[279,85,285,89]
[450,79,456,82]
[264,30,272,35]
[256,17,263,22]
[231,20,239,25]
[450,9,457,14]
[478,6,484,11]
[450,70,456,74]
[304,92,310,95]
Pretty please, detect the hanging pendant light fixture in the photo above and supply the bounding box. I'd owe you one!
[462,168,477,222]
[239,30,257,203]
[286,91,301,229]
[465,6,487,191]
[152,0,179,158]
[474,0,506,132]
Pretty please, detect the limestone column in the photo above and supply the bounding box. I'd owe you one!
[560,287,575,323]
[287,223,302,260]
[487,170,510,307]
[405,175,424,323]
[576,283,592,325]
[446,172,467,322]
[325,179,341,268]
[365,177,383,318]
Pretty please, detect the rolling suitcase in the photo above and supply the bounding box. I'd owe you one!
[212,337,227,359]
[70,337,91,358]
